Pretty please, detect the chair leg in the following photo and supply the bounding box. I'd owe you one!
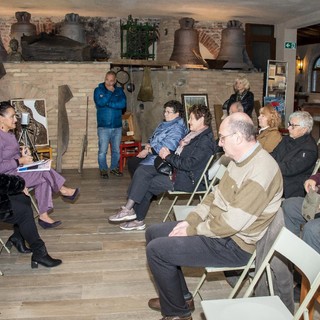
[29,194,40,219]
[192,271,207,300]
[158,192,166,205]
[163,196,179,222]
[0,237,10,254]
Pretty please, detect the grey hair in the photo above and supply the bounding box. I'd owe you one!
[289,111,313,133]
[228,116,256,142]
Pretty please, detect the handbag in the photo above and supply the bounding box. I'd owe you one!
[154,156,173,176]
[302,188,320,221]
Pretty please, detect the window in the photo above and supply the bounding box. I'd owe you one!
[311,56,320,93]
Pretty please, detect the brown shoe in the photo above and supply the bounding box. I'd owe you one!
[160,316,192,320]
[148,297,195,312]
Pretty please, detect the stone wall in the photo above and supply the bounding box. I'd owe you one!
[0,62,263,170]
[127,69,264,142]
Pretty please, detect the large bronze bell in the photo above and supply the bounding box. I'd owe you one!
[170,17,206,68]
[216,20,253,70]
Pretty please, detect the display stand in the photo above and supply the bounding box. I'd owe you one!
[265,60,288,126]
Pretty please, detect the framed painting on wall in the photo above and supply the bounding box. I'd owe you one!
[11,99,49,146]
[181,93,209,123]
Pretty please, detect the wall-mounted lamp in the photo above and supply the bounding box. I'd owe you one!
[297,56,303,73]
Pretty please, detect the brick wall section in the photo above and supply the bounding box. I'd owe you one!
[0,62,111,170]
[0,63,263,170]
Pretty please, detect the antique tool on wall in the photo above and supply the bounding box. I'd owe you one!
[78,96,89,173]
[137,67,153,102]
[56,84,73,173]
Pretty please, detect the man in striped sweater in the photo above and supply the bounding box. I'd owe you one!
[146,112,283,320]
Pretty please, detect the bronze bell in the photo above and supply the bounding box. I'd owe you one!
[170,17,206,68]
[216,20,253,70]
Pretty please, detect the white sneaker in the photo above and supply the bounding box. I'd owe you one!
[119,220,146,231]
[108,206,136,222]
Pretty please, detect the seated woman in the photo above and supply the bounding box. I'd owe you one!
[0,101,79,229]
[127,100,188,177]
[225,75,254,117]
[257,105,282,153]
[109,104,216,231]
[272,111,318,198]
[0,173,62,268]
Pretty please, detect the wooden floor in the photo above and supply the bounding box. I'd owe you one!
[0,168,319,319]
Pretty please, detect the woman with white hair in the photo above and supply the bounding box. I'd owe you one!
[271,111,318,198]
[226,75,254,117]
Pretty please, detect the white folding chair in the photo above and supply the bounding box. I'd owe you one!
[162,154,215,222]
[0,236,11,276]
[201,227,320,320]
[192,207,286,301]
[163,155,227,222]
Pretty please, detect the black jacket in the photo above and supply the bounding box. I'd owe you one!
[227,90,254,117]
[271,134,318,198]
[165,127,216,192]
[0,174,25,220]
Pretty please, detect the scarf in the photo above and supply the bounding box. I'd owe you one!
[175,126,208,155]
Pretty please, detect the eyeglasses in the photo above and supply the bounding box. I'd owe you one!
[218,132,235,142]
[288,122,301,128]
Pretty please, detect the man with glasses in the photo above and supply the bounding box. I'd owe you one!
[271,111,318,198]
[146,112,283,320]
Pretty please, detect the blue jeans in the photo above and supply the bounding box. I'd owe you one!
[97,127,122,171]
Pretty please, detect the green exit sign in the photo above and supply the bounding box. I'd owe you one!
[284,41,296,49]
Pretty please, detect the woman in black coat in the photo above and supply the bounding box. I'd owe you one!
[0,173,62,268]
[226,75,254,117]
[108,105,216,231]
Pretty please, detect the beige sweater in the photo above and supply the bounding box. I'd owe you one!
[185,145,283,253]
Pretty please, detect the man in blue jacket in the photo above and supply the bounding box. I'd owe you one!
[94,71,127,179]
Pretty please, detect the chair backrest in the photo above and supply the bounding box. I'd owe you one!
[214,104,223,131]
[201,163,227,201]
[244,227,320,320]
[185,154,216,205]
[312,158,320,175]
[254,100,261,118]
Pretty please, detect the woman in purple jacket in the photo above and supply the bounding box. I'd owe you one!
[0,101,79,229]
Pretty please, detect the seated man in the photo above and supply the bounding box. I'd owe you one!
[271,111,318,198]
[282,172,320,254]
[146,112,283,320]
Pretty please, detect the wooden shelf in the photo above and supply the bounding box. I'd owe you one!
[110,59,178,69]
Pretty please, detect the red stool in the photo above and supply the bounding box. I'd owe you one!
[119,141,142,172]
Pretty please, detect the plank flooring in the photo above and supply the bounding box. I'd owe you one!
[0,168,319,319]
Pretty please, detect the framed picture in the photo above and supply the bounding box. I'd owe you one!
[181,94,209,123]
[276,65,286,76]
[11,99,49,146]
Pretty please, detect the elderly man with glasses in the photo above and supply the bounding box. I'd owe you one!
[271,111,318,199]
[146,112,283,320]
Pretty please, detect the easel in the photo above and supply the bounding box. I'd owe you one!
[18,125,40,161]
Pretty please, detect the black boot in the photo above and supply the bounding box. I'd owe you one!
[6,233,32,254]
[31,244,62,269]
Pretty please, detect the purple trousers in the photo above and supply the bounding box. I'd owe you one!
[15,169,65,214]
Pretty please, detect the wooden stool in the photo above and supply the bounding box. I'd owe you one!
[36,146,53,160]
[119,141,141,173]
